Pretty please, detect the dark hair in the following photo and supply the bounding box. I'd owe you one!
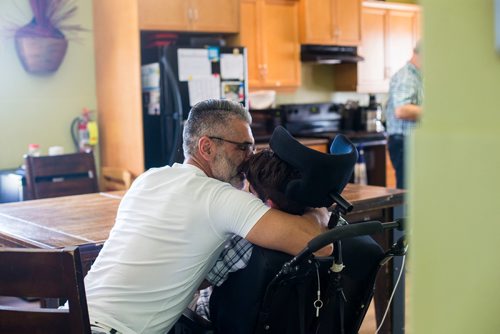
[241,149,307,215]
[183,99,252,157]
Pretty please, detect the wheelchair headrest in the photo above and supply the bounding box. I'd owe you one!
[269,126,358,208]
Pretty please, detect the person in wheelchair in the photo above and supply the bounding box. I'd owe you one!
[189,149,383,334]
[84,99,332,334]
[194,149,321,319]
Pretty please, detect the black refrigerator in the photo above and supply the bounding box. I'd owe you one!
[141,44,248,169]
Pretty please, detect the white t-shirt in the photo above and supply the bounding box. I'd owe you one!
[84,163,270,334]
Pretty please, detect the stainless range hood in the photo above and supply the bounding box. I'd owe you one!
[300,45,364,64]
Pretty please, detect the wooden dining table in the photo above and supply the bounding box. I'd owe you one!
[0,183,405,334]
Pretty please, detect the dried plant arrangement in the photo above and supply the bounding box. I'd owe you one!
[12,0,86,74]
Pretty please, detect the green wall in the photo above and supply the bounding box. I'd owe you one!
[276,64,335,104]
[0,0,96,170]
[410,1,500,332]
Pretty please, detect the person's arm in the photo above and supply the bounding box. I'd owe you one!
[244,207,332,257]
[395,104,422,120]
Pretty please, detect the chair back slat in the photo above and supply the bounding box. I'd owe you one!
[0,308,71,334]
[34,178,99,199]
[25,152,99,200]
[0,247,91,334]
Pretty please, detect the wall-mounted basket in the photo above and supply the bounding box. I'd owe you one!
[15,35,68,74]
[12,0,85,75]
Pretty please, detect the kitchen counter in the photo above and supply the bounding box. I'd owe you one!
[291,130,387,143]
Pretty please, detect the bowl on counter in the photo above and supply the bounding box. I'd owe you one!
[249,90,276,110]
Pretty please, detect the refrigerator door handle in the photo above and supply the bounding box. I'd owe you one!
[161,56,184,166]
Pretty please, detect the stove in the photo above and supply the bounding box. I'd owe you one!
[279,103,342,136]
[250,102,386,143]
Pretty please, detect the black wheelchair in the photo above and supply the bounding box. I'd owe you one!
[172,126,406,334]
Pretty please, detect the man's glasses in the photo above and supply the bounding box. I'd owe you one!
[208,136,255,153]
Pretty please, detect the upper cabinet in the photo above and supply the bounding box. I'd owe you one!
[299,0,361,46]
[231,0,301,90]
[139,0,240,32]
[335,1,421,92]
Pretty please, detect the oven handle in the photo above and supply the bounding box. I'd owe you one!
[352,139,387,147]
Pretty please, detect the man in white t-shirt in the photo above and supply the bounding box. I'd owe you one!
[84,99,331,334]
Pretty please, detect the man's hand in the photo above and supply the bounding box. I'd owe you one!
[303,207,331,228]
[304,208,333,257]
[395,104,422,120]
[246,207,333,257]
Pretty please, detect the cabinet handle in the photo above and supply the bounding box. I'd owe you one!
[259,64,268,80]
[384,67,391,79]
[187,8,193,21]
[193,8,199,21]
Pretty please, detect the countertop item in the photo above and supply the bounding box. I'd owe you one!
[248,90,276,110]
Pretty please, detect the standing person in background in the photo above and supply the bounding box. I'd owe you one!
[385,42,423,189]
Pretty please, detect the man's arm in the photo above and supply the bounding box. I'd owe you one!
[395,104,422,120]
[244,207,332,257]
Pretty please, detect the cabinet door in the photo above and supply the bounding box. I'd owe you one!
[356,2,420,93]
[192,0,239,32]
[357,6,387,92]
[335,0,361,46]
[261,0,301,89]
[299,0,335,44]
[239,0,262,87]
[386,8,419,77]
[138,0,191,31]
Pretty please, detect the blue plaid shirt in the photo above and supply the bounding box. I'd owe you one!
[195,235,253,319]
[385,62,423,136]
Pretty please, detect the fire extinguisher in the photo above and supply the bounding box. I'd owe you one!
[71,108,98,152]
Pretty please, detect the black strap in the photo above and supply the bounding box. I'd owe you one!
[297,283,306,334]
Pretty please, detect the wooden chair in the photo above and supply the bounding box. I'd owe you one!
[100,166,132,191]
[24,152,99,200]
[0,246,91,334]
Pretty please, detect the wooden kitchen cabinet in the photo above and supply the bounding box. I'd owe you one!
[299,0,361,46]
[230,0,301,90]
[139,0,239,33]
[334,1,420,92]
